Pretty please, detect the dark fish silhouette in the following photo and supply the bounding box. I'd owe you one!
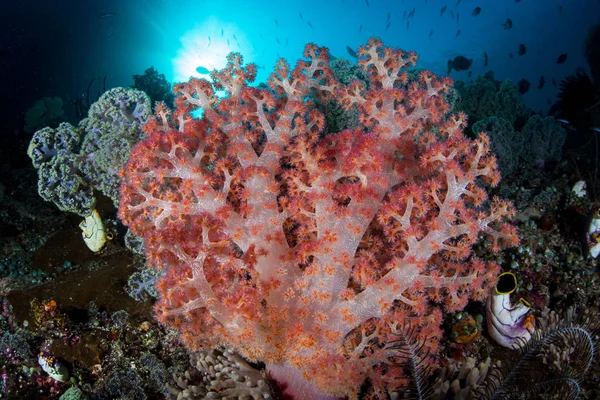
[441,6,447,16]
[518,78,530,94]
[365,0,369,6]
[483,51,488,67]
[503,18,513,29]
[274,19,279,28]
[429,29,435,39]
[538,76,545,89]
[472,7,481,16]
[386,21,392,30]
[456,29,461,37]
[307,20,313,28]
[447,55,472,74]
[509,52,514,59]
[346,46,358,59]
[100,12,116,18]
[556,53,567,64]
[518,44,526,56]
[299,12,303,20]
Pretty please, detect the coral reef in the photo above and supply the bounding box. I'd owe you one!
[118,38,517,397]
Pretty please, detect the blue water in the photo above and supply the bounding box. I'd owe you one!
[2,0,599,120]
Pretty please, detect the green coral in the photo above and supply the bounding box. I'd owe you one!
[521,115,567,165]
[27,123,93,215]
[455,73,529,126]
[28,88,151,216]
[473,116,524,176]
[59,387,89,400]
[79,88,151,206]
[316,59,366,134]
[473,114,567,178]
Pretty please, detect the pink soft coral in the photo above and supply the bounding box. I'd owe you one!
[118,38,518,399]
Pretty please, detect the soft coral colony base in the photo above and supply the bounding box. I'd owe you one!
[117,38,519,399]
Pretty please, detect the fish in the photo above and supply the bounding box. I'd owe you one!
[556,119,571,124]
[441,5,447,16]
[456,29,461,37]
[196,66,210,75]
[407,21,410,30]
[484,51,488,67]
[408,8,415,18]
[307,20,313,28]
[503,18,513,29]
[365,0,369,6]
[547,98,552,105]
[276,37,281,44]
[559,5,563,15]
[346,46,358,59]
[518,44,526,56]
[518,78,530,94]
[386,11,391,22]
[208,36,211,47]
[359,24,363,32]
[299,12,303,20]
[429,29,435,39]
[221,28,224,37]
[556,53,568,64]
[227,39,230,47]
[472,7,482,16]
[386,21,392,30]
[538,76,545,89]
[100,12,116,18]
[509,52,514,59]
[447,55,473,74]
[274,19,279,28]
[456,0,461,5]
[233,34,238,41]
[591,127,600,133]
